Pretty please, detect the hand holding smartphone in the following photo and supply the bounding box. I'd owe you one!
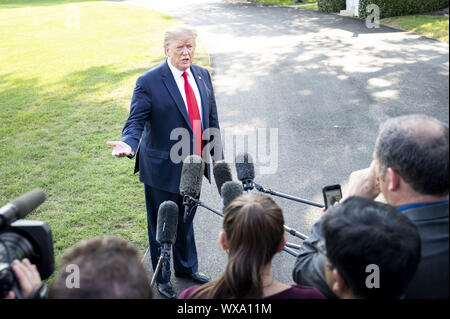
[322,184,342,210]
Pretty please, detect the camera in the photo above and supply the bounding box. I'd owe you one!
[0,189,54,298]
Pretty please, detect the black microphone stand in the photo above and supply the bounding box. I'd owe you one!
[183,195,200,222]
[184,196,225,218]
[196,200,224,218]
[237,181,312,243]
[190,197,303,258]
[254,183,325,208]
[150,243,171,287]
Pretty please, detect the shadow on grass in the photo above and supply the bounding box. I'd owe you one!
[0,59,165,190]
[0,60,170,256]
[0,58,165,115]
[60,64,156,99]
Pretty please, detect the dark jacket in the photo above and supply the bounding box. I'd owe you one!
[292,201,449,299]
[121,61,222,193]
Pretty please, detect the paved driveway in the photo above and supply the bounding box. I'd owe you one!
[114,0,449,297]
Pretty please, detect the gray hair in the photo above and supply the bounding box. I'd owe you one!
[164,25,197,49]
[374,114,449,196]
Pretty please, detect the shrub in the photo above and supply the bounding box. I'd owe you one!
[318,0,346,12]
[359,0,449,19]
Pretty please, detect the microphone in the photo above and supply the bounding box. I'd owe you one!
[156,201,179,245]
[213,162,233,196]
[233,151,323,208]
[179,155,205,222]
[151,200,179,287]
[0,189,46,229]
[235,153,255,192]
[221,181,243,211]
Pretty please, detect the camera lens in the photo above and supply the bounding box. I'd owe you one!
[0,232,35,297]
[0,232,35,264]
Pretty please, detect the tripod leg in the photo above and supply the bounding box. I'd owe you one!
[150,257,163,287]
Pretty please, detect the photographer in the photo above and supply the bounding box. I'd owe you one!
[0,188,52,299]
[3,258,44,299]
[293,114,449,298]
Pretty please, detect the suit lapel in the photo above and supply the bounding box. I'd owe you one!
[191,66,209,130]
[161,61,193,131]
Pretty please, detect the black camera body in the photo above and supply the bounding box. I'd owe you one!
[0,190,54,298]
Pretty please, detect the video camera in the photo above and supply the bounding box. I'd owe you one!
[0,189,54,298]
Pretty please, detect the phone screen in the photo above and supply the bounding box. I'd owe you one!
[323,185,342,208]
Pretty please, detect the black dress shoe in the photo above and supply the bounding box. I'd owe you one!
[175,272,210,284]
[157,282,176,299]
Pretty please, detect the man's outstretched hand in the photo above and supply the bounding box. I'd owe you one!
[107,141,132,157]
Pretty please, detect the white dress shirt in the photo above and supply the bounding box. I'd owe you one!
[167,58,203,124]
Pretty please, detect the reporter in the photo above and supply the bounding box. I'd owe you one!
[179,194,324,299]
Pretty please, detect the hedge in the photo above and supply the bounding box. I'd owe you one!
[318,0,346,12]
[358,0,449,19]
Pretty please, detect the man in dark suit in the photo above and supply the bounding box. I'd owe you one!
[107,25,222,298]
[293,114,449,299]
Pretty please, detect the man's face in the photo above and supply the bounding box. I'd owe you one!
[165,36,195,71]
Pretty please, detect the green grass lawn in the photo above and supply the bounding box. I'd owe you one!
[381,15,449,42]
[300,3,318,10]
[0,0,209,270]
[249,0,317,6]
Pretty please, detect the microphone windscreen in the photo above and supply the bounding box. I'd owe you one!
[179,155,205,197]
[221,181,243,211]
[156,201,179,244]
[213,162,233,196]
[10,189,46,219]
[235,153,255,182]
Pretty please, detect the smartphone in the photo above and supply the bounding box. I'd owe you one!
[322,184,342,209]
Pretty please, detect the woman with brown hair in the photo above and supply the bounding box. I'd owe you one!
[178,194,325,299]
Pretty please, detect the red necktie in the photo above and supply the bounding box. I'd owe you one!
[182,71,203,156]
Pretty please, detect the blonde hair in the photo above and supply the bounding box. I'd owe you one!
[164,25,197,49]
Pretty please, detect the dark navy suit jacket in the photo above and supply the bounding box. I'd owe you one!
[121,60,222,194]
[402,202,449,298]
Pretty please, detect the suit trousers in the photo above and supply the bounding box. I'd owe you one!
[144,184,199,284]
